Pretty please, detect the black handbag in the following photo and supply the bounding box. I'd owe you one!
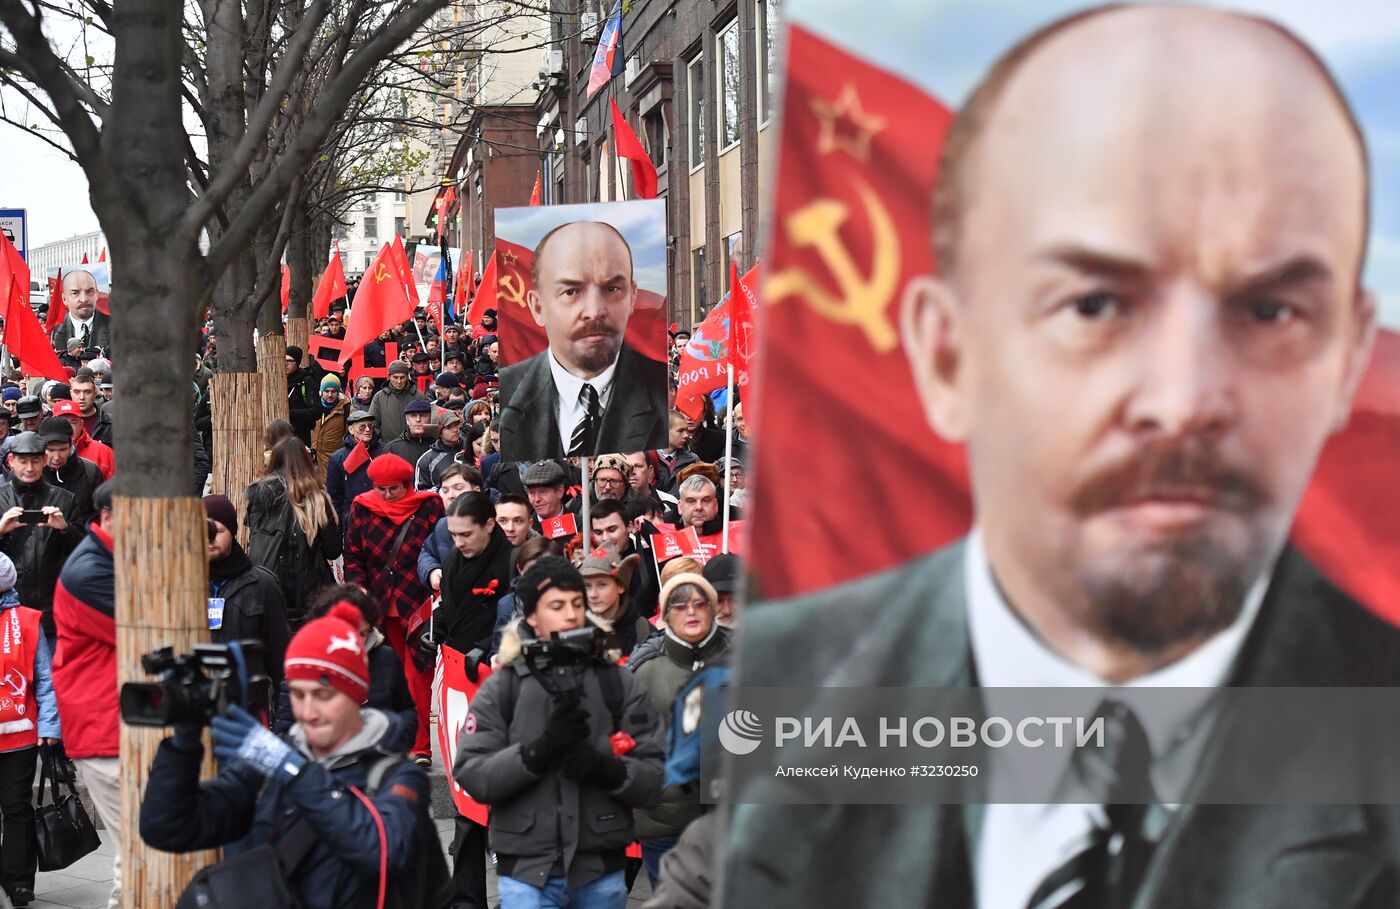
[34,751,102,871]
[174,818,317,909]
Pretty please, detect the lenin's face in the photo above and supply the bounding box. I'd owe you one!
[528,222,636,379]
[903,7,1375,664]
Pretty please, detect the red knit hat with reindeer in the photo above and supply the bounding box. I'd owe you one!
[283,603,370,704]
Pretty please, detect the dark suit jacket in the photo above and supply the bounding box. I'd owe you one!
[722,542,1400,909]
[51,312,112,357]
[497,343,667,461]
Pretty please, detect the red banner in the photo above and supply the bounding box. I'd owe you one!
[675,264,760,421]
[541,513,578,540]
[434,645,490,826]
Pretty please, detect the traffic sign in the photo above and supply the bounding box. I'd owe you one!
[0,209,27,260]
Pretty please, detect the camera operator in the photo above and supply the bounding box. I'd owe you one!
[139,604,449,909]
[455,557,664,909]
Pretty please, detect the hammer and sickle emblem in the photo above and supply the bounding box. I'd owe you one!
[373,261,393,283]
[766,176,901,352]
[498,272,528,308]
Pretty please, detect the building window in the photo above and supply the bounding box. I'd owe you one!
[760,0,779,120]
[717,20,741,150]
[364,216,378,239]
[644,108,667,169]
[723,232,743,280]
[688,54,705,167]
[395,217,406,238]
[364,253,375,270]
[692,247,708,315]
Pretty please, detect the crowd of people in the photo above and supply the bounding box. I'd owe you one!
[0,270,744,909]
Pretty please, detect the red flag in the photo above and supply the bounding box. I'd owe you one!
[435,645,490,826]
[98,247,106,263]
[610,100,658,200]
[80,252,89,264]
[493,237,669,368]
[0,234,70,380]
[675,263,760,420]
[390,234,421,308]
[340,243,413,362]
[280,264,291,313]
[425,257,448,335]
[541,513,578,540]
[529,171,542,206]
[44,269,65,335]
[434,186,458,241]
[748,26,969,599]
[464,251,499,331]
[343,441,371,475]
[312,245,348,320]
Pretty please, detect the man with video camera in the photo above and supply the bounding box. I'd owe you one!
[455,556,664,909]
[138,604,449,909]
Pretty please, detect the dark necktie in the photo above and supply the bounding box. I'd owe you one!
[568,383,601,456]
[1025,700,1158,909]
[79,323,90,348]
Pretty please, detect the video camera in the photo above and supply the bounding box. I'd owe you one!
[520,626,607,673]
[119,641,270,728]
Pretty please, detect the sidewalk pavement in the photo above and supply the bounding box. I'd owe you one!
[29,716,655,908]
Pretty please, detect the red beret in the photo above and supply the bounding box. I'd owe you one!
[366,453,414,486]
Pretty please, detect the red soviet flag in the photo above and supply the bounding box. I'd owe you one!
[312,246,348,319]
[748,26,968,599]
[610,99,658,200]
[0,234,69,380]
[464,250,499,334]
[340,243,412,362]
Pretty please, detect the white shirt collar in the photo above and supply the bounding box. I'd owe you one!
[73,314,94,329]
[549,350,619,451]
[966,528,1267,761]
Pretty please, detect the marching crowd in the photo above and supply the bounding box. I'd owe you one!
[0,268,742,909]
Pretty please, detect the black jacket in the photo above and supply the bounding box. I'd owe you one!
[0,478,82,631]
[438,525,512,654]
[51,312,112,358]
[385,431,436,471]
[44,455,104,529]
[209,546,292,689]
[244,477,341,629]
[84,406,114,450]
[287,367,325,445]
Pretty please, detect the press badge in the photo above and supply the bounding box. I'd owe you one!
[207,598,225,630]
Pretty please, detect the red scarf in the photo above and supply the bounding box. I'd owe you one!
[353,488,437,526]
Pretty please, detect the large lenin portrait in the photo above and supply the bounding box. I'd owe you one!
[724,2,1400,907]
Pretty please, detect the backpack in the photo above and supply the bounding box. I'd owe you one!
[363,754,453,909]
[246,479,294,581]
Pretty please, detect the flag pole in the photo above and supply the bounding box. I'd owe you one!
[722,363,734,553]
[580,456,592,554]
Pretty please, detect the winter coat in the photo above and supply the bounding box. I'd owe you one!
[368,384,426,442]
[310,397,351,485]
[454,620,664,889]
[84,405,114,450]
[641,811,719,909]
[140,710,436,909]
[437,525,511,656]
[51,526,117,759]
[0,591,61,753]
[414,441,462,491]
[72,428,114,480]
[0,478,82,633]
[385,430,436,471]
[244,477,341,629]
[343,496,443,621]
[43,455,104,529]
[628,625,731,839]
[415,517,452,592]
[208,547,293,690]
[605,603,656,660]
[326,438,386,530]
[287,366,326,445]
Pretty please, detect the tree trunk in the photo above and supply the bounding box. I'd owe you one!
[257,281,289,429]
[210,371,265,530]
[286,206,314,367]
[114,496,217,906]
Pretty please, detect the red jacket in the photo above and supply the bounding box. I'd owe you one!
[51,526,117,759]
[74,428,114,480]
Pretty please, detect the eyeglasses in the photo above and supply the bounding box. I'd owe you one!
[671,599,713,614]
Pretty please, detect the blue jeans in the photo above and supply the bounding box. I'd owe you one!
[498,870,628,909]
[640,837,680,888]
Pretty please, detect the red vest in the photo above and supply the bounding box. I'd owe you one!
[0,606,42,750]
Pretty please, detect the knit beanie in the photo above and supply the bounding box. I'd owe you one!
[0,553,16,593]
[283,603,370,704]
[1,387,21,404]
[203,494,239,537]
[319,373,342,392]
[366,453,414,487]
[658,572,718,614]
[285,346,304,364]
[387,359,411,377]
[517,556,586,617]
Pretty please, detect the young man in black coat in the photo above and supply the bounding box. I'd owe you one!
[204,495,292,691]
[39,417,103,529]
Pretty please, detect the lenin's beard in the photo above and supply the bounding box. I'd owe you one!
[1066,441,1276,655]
[571,322,624,374]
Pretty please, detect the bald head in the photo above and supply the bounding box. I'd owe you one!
[932,4,1369,284]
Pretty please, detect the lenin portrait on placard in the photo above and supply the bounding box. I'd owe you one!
[721,3,1400,909]
[494,200,669,462]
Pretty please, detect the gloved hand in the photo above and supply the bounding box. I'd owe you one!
[463,647,487,683]
[521,689,590,774]
[560,742,627,790]
[170,723,204,751]
[413,629,441,672]
[38,740,75,783]
[211,705,306,782]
